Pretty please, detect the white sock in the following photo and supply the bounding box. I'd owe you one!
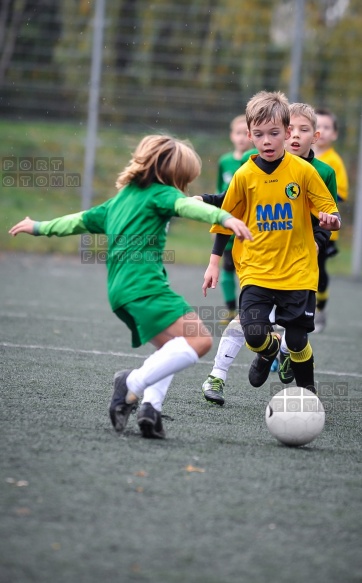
[126,337,199,399]
[142,375,174,412]
[280,333,289,354]
[211,319,245,381]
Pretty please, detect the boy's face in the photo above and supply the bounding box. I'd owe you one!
[230,121,249,155]
[285,114,319,158]
[248,119,290,162]
[316,114,337,149]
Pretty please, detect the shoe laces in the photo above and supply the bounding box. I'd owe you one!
[279,353,291,372]
[207,376,224,392]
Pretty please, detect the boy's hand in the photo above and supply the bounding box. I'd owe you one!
[202,254,222,297]
[9,217,36,236]
[192,195,203,201]
[319,212,341,231]
[223,217,253,241]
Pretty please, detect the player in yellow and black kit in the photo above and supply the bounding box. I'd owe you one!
[203,91,340,393]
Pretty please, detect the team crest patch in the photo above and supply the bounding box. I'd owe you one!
[285,182,300,199]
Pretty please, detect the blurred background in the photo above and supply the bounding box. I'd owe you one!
[1,0,361,273]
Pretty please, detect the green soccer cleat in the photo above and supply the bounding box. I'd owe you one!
[278,351,295,384]
[202,375,225,406]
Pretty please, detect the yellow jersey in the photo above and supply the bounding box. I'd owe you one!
[210,152,339,292]
[315,147,348,241]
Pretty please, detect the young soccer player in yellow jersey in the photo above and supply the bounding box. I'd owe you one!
[199,101,337,405]
[217,115,250,323]
[203,91,340,395]
[313,107,349,332]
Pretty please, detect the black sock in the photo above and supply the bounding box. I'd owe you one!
[290,355,315,393]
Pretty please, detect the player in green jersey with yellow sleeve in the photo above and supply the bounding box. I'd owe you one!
[9,135,251,439]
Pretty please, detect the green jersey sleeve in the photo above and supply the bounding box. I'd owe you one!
[174,197,232,226]
[34,212,88,237]
[82,200,113,233]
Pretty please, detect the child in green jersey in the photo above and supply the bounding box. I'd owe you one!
[217,115,250,324]
[313,107,349,332]
[202,92,340,398]
[9,134,251,439]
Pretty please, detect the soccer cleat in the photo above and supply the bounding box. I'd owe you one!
[109,370,137,433]
[202,375,225,406]
[137,402,166,439]
[278,351,295,384]
[314,309,326,333]
[270,358,278,372]
[248,334,281,388]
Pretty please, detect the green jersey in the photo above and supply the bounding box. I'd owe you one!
[34,182,232,311]
[310,157,337,202]
[217,153,244,193]
[239,148,258,166]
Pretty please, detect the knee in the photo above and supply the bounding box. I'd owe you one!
[187,333,212,357]
[243,323,270,350]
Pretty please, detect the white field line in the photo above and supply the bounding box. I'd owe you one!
[1,341,362,378]
[0,312,109,323]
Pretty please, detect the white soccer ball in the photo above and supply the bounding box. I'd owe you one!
[265,387,325,446]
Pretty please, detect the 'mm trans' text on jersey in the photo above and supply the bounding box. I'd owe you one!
[256,202,293,232]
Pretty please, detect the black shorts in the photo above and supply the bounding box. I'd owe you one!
[239,285,316,333]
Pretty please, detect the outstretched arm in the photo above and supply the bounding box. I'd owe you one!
[174,197,252,242]
[9,212,89,237]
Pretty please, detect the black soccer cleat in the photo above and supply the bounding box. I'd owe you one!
[109,370,136,433]
[278,351,295,384]
[249,334,281,388]
[137,402,166,439]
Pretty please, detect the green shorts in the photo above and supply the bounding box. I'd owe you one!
[114,289,194,347]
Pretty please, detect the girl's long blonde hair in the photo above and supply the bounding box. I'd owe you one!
[116,135,202,193]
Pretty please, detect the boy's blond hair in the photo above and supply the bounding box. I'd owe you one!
[289,102,317,132]
[246,91,290,130]
[116,135,202,193]
[230,115,247,130]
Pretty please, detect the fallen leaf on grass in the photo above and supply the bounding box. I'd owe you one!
[15,507,31,516]
[184,465,206,473]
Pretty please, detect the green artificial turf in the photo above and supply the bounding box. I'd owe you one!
[1,253,361,583]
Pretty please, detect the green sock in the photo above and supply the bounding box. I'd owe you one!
[220,269,236,306]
